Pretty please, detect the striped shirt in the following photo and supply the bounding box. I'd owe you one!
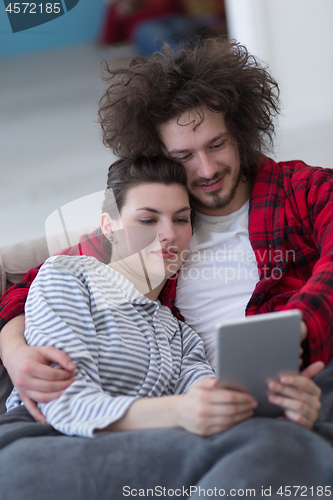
[7,255,215,438]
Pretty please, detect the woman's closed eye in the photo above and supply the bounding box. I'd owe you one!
[139,219,157,225]
[174,218,190,224]
[139,218,190,225]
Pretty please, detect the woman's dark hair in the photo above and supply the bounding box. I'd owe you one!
[98,37,280,179]
[102,155,188,219]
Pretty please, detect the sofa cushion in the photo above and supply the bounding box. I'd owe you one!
[0,236,50,296]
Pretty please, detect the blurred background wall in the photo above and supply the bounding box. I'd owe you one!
[225,0,333,166]
[1,0,332,246]
[0,0,105,58]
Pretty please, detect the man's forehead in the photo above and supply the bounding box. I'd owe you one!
[177,108,206,128]
[159,107,227,151]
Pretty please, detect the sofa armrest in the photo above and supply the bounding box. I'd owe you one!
[0,236,50,296]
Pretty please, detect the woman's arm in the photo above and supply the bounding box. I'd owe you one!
[12,256,141,437]
[0,229,110,420]
[111,368,323,434]
[100,377,258,436]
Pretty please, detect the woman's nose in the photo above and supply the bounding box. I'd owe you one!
[158,222,176,243]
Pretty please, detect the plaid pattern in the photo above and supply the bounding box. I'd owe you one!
[163,157,333,366]
[1,158,333,366]
[246,157,333,365]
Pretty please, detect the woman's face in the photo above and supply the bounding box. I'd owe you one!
[103,182,192,288]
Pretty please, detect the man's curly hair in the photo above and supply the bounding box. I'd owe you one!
[98,37,280,178]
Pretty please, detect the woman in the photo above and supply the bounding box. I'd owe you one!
[6,155,258,438]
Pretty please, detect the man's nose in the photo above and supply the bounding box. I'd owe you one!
[196,153,218,179]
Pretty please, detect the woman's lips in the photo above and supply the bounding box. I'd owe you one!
[198,175,225,192]
[152,250,176,259]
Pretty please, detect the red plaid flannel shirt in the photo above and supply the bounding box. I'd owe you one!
[1,157,333,366]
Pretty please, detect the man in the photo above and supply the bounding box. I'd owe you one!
[97,35,333,368]
[2,36,332,410]
[0,37,333,495]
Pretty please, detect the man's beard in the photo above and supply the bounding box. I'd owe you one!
[188,168,242,212]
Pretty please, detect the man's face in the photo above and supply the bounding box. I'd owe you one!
[158,107,251,216]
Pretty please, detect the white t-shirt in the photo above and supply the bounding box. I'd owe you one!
[175,201,259,367]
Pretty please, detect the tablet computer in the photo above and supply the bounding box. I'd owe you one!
[216,310,301,417]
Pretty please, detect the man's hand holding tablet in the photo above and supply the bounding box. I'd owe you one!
[215,311,324,430]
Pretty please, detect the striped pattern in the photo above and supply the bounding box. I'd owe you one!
[7,255,214,438]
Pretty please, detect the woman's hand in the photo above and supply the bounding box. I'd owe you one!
[177,377,258,436]
[267,361,324,430]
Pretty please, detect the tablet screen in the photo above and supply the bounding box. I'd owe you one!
[216,310,301,417]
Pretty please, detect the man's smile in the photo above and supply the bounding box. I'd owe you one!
[197,175,225,192]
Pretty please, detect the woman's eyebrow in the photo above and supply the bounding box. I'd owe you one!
[174,207,192,214]
[136,207,159,213]
[136,206,191,214]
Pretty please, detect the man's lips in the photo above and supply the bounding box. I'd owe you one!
[198,175,225,192]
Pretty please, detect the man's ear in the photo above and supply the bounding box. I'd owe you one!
[100,212,117,243]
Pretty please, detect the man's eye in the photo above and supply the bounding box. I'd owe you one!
[176,154,191,162]
[211,142,225,149]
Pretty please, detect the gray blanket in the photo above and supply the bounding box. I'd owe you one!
[0,364,333,499]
